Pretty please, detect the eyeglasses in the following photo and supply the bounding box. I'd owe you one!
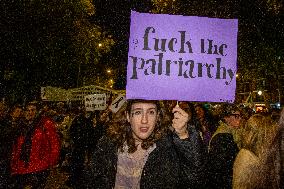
[231,113,241,119]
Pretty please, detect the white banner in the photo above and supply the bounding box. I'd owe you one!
[85,94,107,111]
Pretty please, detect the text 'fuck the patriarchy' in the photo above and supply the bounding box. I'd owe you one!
[129,27,235,85]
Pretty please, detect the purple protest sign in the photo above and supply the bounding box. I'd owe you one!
[126,11,238,103]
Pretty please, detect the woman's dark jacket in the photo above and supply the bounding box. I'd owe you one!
[85,126,207,189]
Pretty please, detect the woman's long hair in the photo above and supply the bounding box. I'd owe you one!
[238,114,280,188]
[106,99,169,153]
[257,109,284,188]
[240,114,278,157]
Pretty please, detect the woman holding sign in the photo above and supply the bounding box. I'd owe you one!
[84,99,206,188]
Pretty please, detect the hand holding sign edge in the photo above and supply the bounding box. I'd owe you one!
[171,104,189,139]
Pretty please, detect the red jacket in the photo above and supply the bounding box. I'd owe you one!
[11,116,60,175]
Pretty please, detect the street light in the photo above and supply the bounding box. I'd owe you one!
[258,90,262,96]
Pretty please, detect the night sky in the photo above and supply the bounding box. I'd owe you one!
[91,0,153,89]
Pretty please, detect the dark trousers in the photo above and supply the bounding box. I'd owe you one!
[0,160,12,189]
[12,170,50,189]
[67,147,86,188]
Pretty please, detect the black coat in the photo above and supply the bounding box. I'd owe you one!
[70,114,101,149]
[207,133,239,189]
[0,117,21,188]
[84,126,206,189]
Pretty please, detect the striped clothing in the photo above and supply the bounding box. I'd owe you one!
[114,144,156,189]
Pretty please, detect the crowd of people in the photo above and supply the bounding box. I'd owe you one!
[0,99,283,188]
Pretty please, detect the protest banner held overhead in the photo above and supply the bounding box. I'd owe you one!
[126,11,238,103]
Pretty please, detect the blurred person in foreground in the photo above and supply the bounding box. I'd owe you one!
[233,114,278,189]
[238,108,283,189]
[10,101,60,189]
[85,99,206,189]
[67,109,105,187]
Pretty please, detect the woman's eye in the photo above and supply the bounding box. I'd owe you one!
[149,110,156,115]
[133,111,141,115]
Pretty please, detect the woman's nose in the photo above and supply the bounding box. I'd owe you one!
[141,113,148,124]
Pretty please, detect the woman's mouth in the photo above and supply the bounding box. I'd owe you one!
[140,127,149,133]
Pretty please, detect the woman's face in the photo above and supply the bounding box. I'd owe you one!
[195,106,205,120]
[225,111,241,128]
[127,102,158,143]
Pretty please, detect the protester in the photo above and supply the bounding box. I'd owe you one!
[85,99,206,188]
[10,101,60,189]
[237,108,284,189]
[194,104,217,147]
[0,102,20,188]
[7,104,24,128]
[56,107,75,170]
[86,110,105,163]
[232,114,278,189]
[52,102,67,123]
[207,103,241,189]
[165,101,200,133]
[67,109,99,187]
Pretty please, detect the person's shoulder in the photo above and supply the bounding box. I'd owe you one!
[209,132,237,151]
[212,132,234,142]
[39,116,57,130]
